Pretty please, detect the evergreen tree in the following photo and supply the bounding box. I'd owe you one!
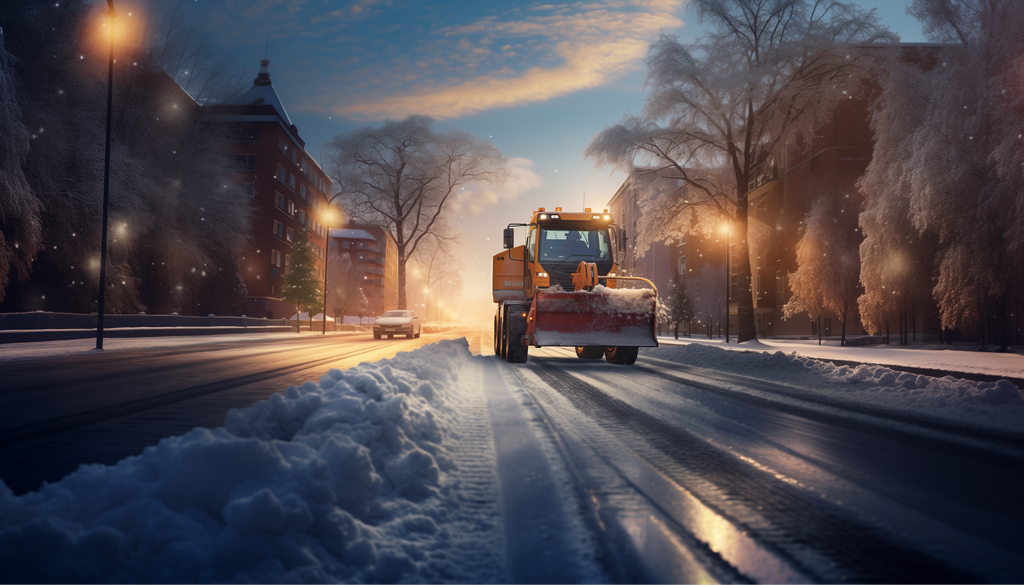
[281,230,322,331]
[668,276,695,339]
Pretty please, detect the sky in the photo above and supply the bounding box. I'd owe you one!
[149,0,926,306]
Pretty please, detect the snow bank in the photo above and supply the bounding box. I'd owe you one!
[646,343,1024,435]
[0,339,492,583]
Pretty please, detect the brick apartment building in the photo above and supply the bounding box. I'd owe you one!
[210,60,334,319]
[328,226,398,317]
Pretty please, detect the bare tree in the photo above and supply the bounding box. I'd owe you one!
[689,265,726,339]
[325,115,507,309]
[412,234,463,320]
[325,250,366,324]
[585,0,894,342]
[858,0,1024,350]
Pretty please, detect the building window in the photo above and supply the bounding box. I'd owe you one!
[276,164,287,185]
[234,154,256,170]
[245,183,256,199]
[286,227,294,242]
[299,184,309,202]
[291,149,298,164]
[271,249,282,267]
[275,192,286,211]
[330,240,338,248]
[272,220,286,240]
[288,173,296,190]
[287,200,295,216]
[278,136,287,154]
[677,255,686,276]
[342,241,351,249]
[297,209,305,224]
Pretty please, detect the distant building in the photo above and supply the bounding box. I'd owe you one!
[209,59,333,319]
[328,225,398,316]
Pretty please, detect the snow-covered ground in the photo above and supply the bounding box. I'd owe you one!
[646,339,1023,435]
[0,340,512,582]
[658,334,1024,380]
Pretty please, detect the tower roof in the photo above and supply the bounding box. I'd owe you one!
[234,59,294,128]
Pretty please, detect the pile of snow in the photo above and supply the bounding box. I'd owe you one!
[0,339,499,582]
[645,343,1024,434]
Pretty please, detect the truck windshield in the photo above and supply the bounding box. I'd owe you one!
[538,229,611,263]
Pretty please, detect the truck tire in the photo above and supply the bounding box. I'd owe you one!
[374,333,381,340]
[505,305,529,363]
[575,346,604,359]
[605,346,638,365]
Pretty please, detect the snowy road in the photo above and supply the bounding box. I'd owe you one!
[1,333,1022,582]
[486,346,1024,583]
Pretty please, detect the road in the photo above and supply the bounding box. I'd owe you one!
[491,346,1024,583]
[2,331,1022,582]
[0,328,485,495]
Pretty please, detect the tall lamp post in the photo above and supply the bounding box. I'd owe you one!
[322,195,343,334]
[96,0,116,350]
[724,217,730,344]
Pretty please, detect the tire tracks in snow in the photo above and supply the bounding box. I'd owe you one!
[527,355,982,584]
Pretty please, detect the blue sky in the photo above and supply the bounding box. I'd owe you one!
[152,0,926,302]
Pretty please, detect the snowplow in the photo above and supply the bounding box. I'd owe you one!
[492,207,658,364]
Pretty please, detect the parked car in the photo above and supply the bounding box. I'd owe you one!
[373,310,421,339]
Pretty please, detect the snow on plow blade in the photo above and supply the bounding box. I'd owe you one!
[527,286,658,348]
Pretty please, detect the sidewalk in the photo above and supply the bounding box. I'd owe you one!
[657,335,1024,383]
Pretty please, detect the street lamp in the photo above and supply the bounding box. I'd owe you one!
[322,195,343,334]
[721,217,730,344]
[96,0,116,350]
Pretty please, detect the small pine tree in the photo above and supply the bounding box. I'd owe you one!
[281,230,323,331]
[669,277,695,339]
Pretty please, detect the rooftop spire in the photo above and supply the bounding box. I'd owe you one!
[253,58,272,86]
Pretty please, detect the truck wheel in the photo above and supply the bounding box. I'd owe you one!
[388,334,394,339]
[605,346,638,365]
[407,332,414,339]
[575,346,604,359]
[374,333,381,340]
[498,309,508,358]
[506,307,528,363]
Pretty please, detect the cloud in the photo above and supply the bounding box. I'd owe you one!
[326,0,684,119]
[454,157,544,215]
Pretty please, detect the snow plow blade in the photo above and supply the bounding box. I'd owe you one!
[526,287,658,348]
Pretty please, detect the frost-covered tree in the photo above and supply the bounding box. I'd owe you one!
[0,28,43,303]
[859,0,1024,350]
[784,187,862,345]
[689,265,726,338]
[0,0,248,314]
[586,0,895,342]
[325,115,507,310]
[282,230,322,331]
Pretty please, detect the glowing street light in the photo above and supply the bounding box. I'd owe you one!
[96,0,116,350]
[322,197,344,334]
